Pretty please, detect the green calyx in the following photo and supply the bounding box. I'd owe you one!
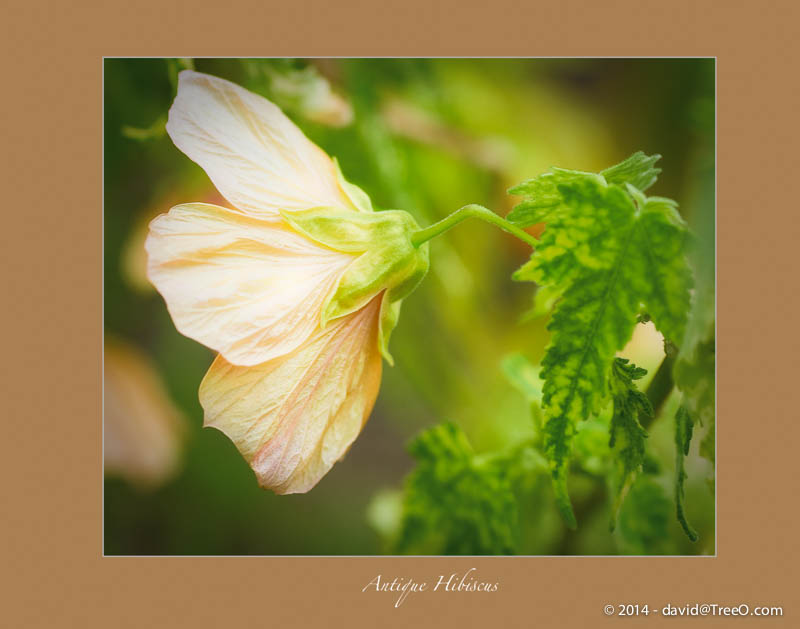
[281,170,540,366]
[281,207,430,365]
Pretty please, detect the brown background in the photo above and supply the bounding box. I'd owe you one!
[3,0,799,626]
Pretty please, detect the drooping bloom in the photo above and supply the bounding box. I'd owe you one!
[145,71,428,494]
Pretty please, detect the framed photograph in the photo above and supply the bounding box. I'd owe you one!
[103,58,715,558]
[7,2,798,626]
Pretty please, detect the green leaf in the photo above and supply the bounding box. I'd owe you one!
[502,353,545,434]
[608,358,653,530]
[501,353,542,402]
[699,410,715,466]
[674,293,714,494]
[508,168,602,226]
[395,422,520,555]
[673,161,715,483]
[675,333,714,458]
[627,187,693,345]
[572,416,612,477]
[517,283,564,321]
[616,477,671,554]
[674,404,699,541]
[507,154,692,526]
[600,151,662,192]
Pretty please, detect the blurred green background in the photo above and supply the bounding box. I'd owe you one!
[104,58,714,555]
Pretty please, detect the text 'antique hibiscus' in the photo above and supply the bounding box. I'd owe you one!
[145,71,429,494]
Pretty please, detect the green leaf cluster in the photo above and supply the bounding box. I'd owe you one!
[616,477,672,554]
[394,422,523,555]
[507,153,692,526]
[608,358,653,529]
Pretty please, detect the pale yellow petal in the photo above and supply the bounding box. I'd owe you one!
[166,70,355,218]
[145,202,354,366]
[199,298,382,494]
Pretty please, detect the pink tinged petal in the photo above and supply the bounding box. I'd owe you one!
[145,202,354,366]
[166,70,356,218]
[199,298,383,494]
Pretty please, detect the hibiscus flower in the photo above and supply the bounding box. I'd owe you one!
[145,71,429,493]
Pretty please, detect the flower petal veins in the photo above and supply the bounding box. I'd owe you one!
[166,70,357,219]
[199,297,383,493]
[146,202,355,366]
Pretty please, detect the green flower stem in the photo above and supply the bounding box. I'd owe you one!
[410,204,539,249]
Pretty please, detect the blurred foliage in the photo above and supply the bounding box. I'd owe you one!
[673,404,699,542]
[104,58,714,555]
[391,422,528,555]
[616,477,672,555]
